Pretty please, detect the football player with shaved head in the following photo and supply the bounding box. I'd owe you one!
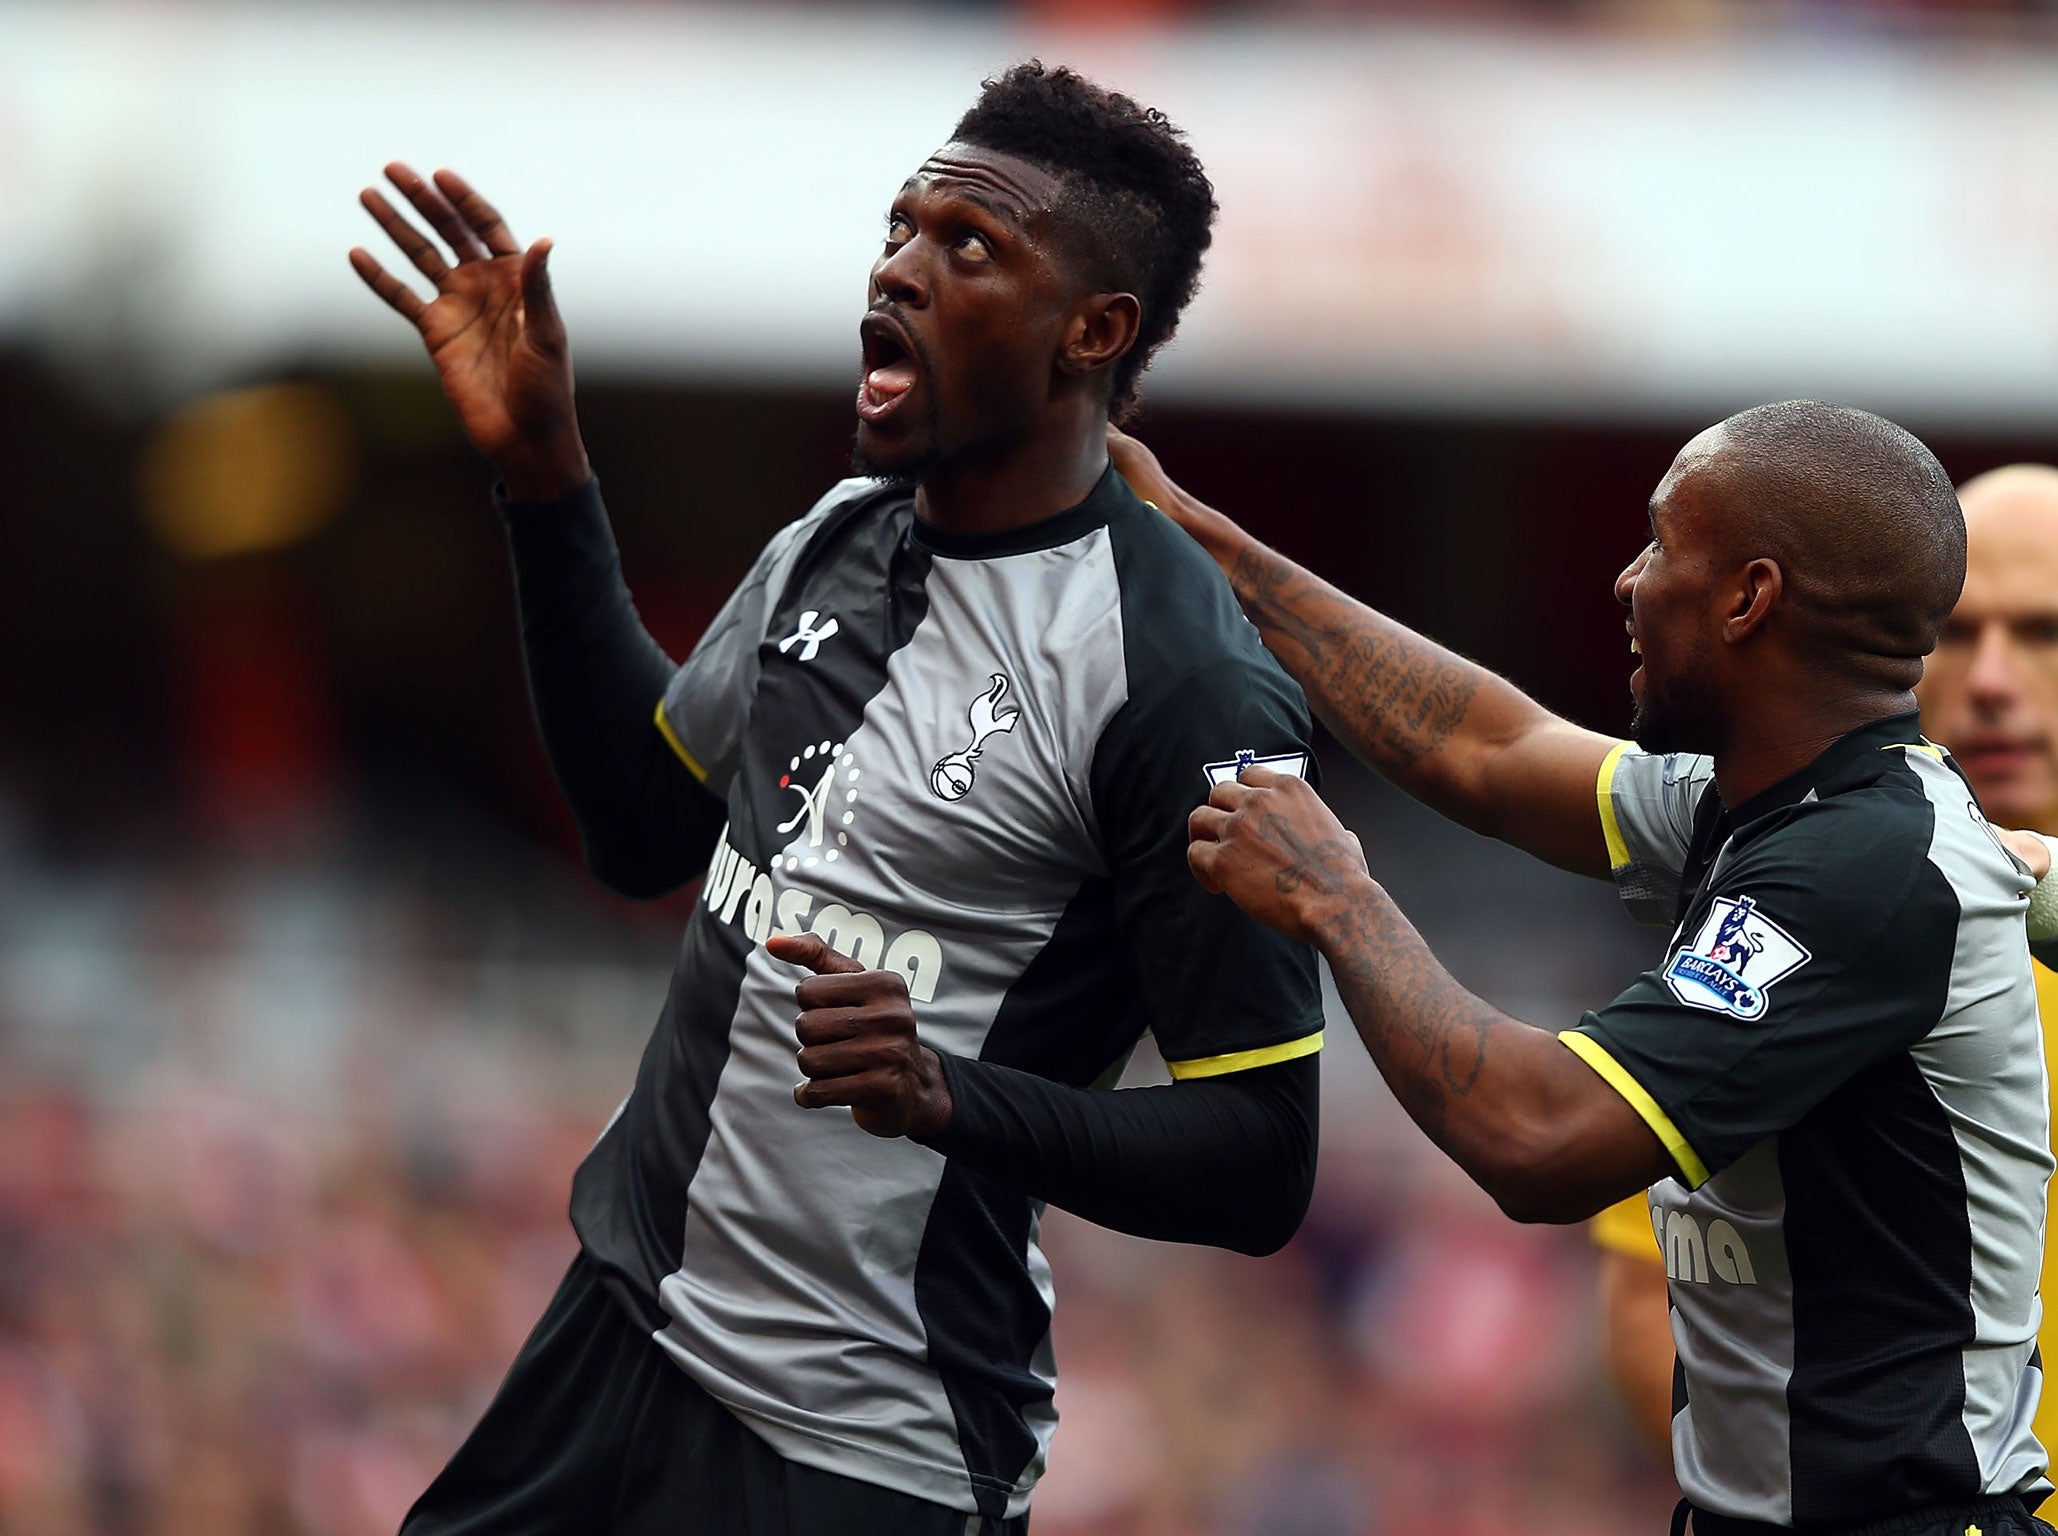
[1113,407,2058,1535]
[1593,462,2058,1475]
[351,64,1324,1536]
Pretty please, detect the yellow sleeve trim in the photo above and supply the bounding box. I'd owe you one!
[1883,740,1945,759]
[652,701,710,782]
[1596,740,1631,872]
[1558,1030,1711,1189]
[1166,1031,1323,1080]
[1591,1193,1662,1261]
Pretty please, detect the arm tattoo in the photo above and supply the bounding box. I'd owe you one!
[1258,812,1360,900]
[1230,546,1481,769]
[1321,885,1503,1144]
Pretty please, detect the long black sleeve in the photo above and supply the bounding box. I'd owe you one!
[499,478,726,897]
[921,1054,1318,1257]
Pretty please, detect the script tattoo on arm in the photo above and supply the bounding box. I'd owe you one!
[1228,547,1481,771]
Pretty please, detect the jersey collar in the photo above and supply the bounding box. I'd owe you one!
[909,462,1139,561]
[1725,709,1927,826]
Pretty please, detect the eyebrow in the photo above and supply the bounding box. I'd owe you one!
[891,179,1025,236]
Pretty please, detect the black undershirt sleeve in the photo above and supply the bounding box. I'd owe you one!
[921,1054,1318,1257]
[498,478,726,898]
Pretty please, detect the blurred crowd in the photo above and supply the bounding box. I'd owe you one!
[0,774,1674,1536]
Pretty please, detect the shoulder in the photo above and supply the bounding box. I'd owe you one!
[1733,786,1936,898]
[1101,502,1305,717]
[1721,775,1975,957]
[1103,498,1247,629]
[804,476,906,520]
[753,478,912,599]
[789,477,908,547]
[1609,746,1715,800]
[1784,746,2011,894]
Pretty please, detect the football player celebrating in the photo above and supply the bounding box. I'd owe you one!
[352,65,1324,1536]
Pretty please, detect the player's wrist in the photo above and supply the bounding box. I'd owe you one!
[1299,869,1384,956]
[906,1047,954,1140]
[498,437,593,505]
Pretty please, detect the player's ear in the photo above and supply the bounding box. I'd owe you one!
[1723,557,1782,644]
[1058,292,1140,379]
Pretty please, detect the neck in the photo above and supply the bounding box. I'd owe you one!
[1710,687,1917,808]
[914,409,1110,537]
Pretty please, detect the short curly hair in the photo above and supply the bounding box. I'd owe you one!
[952,61,1217,422]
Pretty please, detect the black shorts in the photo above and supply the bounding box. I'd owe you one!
[401,1252,1029,1536]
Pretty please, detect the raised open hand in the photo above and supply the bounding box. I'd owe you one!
[350,164,589,502]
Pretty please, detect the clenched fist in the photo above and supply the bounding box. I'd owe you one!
[766,933,953,1140]
[1187,765,1372,948]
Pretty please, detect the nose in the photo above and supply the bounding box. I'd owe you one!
[871,240,927,309]
[1966,620,2022,710]
[1615,543,1650,608]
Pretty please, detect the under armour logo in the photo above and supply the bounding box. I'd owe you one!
[777,611,839,662]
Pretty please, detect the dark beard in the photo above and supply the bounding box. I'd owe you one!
[1630,658,1721,756]
[849,436,936,489]
[1630,696,1676,753]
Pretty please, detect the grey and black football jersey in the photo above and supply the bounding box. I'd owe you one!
[1570,716,2052,1527]
[569,467,1324,1519]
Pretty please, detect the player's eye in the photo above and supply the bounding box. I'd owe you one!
[2022,616,2058,649]
[1935,620,1975,650]
[954,231,992,262]
[883,212,913,247]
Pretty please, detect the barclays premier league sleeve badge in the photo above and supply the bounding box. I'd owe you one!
[1664,895,1810,1020]
[1203,748,1312,788]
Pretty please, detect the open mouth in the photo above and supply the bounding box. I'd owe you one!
[856,311,920,424]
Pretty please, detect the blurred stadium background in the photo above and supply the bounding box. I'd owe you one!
[7,0,2058,1530]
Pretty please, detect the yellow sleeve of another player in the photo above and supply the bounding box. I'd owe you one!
[2032,963,2058,1463]
[1592,1193,1661,1263]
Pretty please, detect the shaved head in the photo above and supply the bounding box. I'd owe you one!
[1958,463,2058,546]
[1918,464,2058,829]
[1684,401,1965,691]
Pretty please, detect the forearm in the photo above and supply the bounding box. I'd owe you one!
[1311,876,1646,1222]
[921,1055,1317,1256]
[501,479,723,896]
[1179,505,1610,869]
